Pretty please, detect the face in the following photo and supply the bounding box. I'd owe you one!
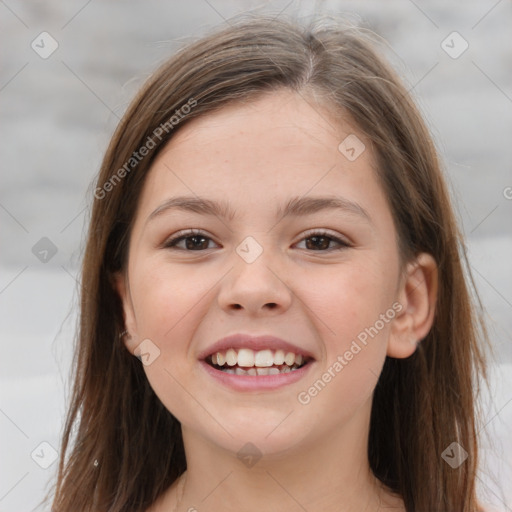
[115,89,434,457]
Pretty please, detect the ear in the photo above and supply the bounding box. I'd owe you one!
[113,271,139,355]
[387,252,438,358]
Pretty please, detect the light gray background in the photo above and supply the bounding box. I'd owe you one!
[1,1,511,510]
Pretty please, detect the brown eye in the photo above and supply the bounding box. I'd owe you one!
[164,230,217,251]
[295,230,351,252]
[163,229,351,253]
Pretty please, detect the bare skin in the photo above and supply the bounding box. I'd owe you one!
[147,470,406,511]
[116,89,437,512]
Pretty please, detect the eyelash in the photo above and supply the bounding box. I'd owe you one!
[162,229,351,252]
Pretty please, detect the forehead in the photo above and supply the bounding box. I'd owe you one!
[133,89,390,231]
[161,90,360,162]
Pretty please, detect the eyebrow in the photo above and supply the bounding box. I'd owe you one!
[146,195,372,225]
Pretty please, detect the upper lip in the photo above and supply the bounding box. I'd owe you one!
[198,334,316,361]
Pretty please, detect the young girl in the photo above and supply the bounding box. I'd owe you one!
[45,15,491,512]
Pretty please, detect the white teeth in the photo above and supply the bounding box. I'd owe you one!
[254,349,274,367]
[284,352,296,366]
[219,363,300,375]
[237,348,255,367]
[210,347,308,369]
[274,349,285,365]
[225,348,237,366]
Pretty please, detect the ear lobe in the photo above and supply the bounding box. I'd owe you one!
[113,271,138,353]
[387,253,438,359]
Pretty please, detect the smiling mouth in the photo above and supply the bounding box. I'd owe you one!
[204,347,313,376]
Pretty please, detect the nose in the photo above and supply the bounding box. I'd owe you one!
[217,246,293,316]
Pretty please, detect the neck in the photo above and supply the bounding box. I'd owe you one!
[171,401,402,512]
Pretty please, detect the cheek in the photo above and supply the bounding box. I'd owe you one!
[308,258,395,348]
[297,258,395,405]
[128,259,219,391]
[130,258,213,341]
[128,260,217,415]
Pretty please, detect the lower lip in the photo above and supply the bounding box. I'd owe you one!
[198,360,314,391]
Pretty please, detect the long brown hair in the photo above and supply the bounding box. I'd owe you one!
[45,14,490,511]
